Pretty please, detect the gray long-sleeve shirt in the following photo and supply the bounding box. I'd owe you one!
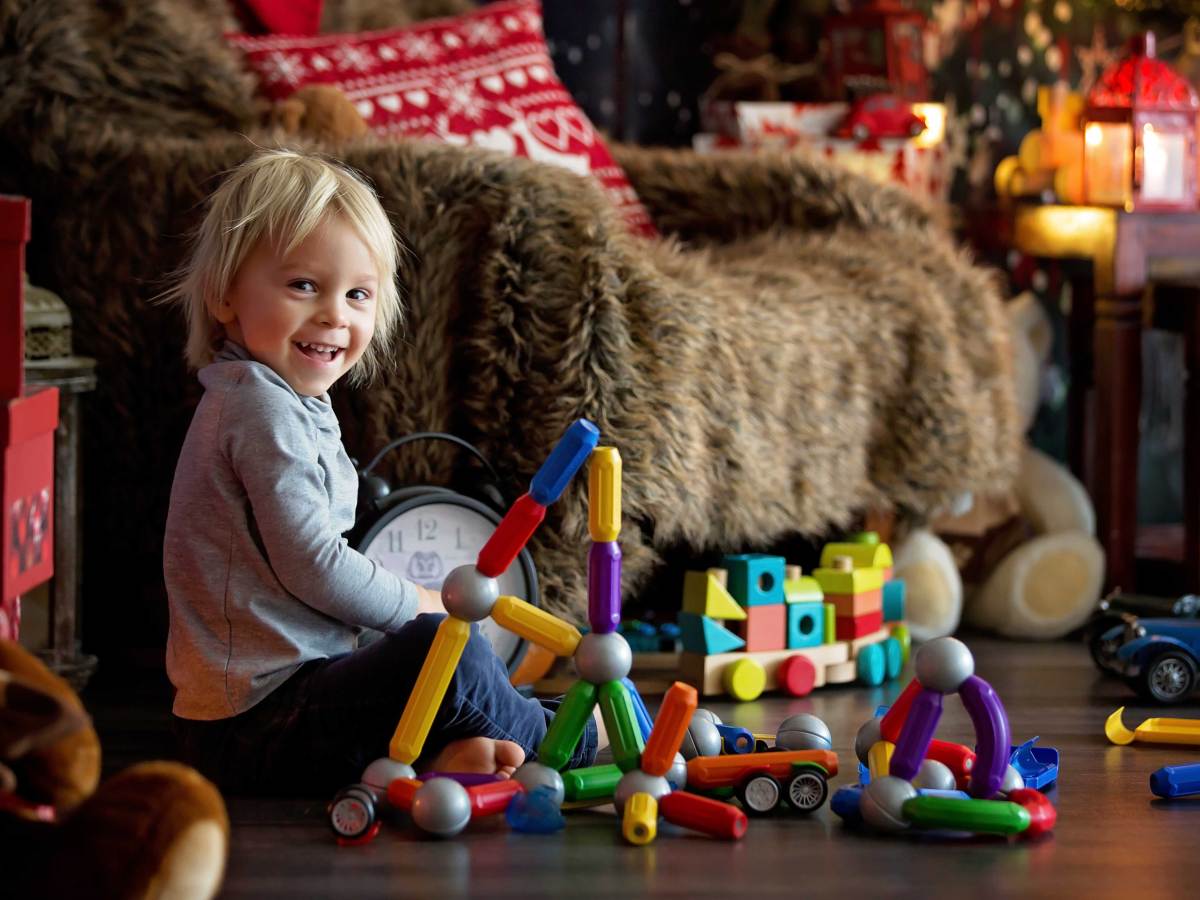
[165,342,418,719]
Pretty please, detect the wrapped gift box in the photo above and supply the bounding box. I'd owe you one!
[696,99,949,205]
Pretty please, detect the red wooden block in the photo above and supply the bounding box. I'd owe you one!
[834,609,883,641]
[734,603,787,652]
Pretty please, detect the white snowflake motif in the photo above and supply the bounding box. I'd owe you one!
[462,18,502,46]
[395,33,441,62]
[261,51,308,86]
[331,43,375,73]
[443,81,487,121]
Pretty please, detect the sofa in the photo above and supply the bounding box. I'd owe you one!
[0,0,1018,666]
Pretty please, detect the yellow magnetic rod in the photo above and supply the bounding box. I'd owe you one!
[588,446,621,543]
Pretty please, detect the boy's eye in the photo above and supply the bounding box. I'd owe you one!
[289,280,316,292]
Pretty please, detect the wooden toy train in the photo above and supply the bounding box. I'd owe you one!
[678,538,909,701]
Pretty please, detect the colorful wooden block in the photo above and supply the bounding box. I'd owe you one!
[823,602,836,644]
[784,574,823,605]
[682,570,746,620]
[734,603,787,652]
[722,554,786,607]
[824,587,883,618]
[678,611,746,655]
[883,579,906,622]
[813,562,884,596]
[835,609,884,642]
[819,541,894,580]
[786,601,824,650]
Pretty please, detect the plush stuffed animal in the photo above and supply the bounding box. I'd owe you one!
[270,84,370,143]
[892,293,1105,641]
[0,640,229,900]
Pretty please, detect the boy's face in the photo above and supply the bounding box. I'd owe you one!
[215,214,379,397]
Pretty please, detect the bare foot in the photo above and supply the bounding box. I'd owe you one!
[426,737,525,779]
[593,706,610,752]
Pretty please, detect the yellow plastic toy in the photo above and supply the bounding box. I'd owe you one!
[1105,707,1200,747]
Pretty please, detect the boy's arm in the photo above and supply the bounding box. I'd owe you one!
[224,383,423,633]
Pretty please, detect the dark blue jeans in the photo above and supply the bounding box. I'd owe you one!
[173,614,597,796]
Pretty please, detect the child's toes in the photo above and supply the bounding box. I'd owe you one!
[495,740,525,776]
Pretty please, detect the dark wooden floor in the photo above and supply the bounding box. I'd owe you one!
[89,637,1200,898]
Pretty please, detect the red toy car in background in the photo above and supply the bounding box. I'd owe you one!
[833,94,926,141]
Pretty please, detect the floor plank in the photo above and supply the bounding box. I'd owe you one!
[90,636,1200,898]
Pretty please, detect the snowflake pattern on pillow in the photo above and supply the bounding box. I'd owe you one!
[228,1,657,237]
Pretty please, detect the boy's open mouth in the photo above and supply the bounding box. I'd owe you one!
[294,341,343,363]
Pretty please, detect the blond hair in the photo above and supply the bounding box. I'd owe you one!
[162,148,402,386]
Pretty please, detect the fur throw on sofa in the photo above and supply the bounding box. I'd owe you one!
[0,0,1017,658]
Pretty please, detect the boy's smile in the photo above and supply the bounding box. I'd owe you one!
[216,214,380,397]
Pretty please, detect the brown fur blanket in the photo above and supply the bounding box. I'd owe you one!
[0,0,1017,662]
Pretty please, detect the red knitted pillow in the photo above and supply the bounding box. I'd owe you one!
[227,0,657,237]
[230,0,323,36]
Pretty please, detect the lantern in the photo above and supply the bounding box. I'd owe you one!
[1082,33,1198,212]
[822,0,928,101]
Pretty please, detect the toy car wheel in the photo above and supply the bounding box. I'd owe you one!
[785,770,828,813]
[851,123,870,141]
[908,121,924,137]
[737,774,782,816]
[328,784,377,840]
[1139,651,1197,704]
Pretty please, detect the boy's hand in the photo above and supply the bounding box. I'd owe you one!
[417,585,445,615]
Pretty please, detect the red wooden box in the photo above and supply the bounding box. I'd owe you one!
[2,195,59,640]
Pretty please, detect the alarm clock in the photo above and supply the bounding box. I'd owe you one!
[348,433,539,674]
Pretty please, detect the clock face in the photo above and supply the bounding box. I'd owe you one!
[358,496,535,670]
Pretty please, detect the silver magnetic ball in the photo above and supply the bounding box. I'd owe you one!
[914,637,975,694]
[666,752,688,791]
[439,565,500,622]
[513,762,565,808]
[574,632,633,684]
[854,718,884,765]
[1000,764,1025,795]
[912,759,957,792]
[679,714,723,760]
[693,708,723,727]
[411,777,473,838]
[775,714,832,751]
[613,770,671,815]
[361,757,417,792]
[859,776,917,832]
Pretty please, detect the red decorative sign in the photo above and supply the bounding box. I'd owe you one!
[1,195,59,639]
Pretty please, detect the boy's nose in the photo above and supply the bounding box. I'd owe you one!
[316,295,349,327]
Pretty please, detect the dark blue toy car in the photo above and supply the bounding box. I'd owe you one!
[1100,615,1200,704]
[1087,593,1200,675]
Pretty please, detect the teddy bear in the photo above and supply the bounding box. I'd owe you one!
[890,292,1106,642]
[1,639,229,900]
[269,84,371,143]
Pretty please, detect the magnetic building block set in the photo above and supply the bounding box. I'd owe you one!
[678,540,910,701]
[325,419,1057,847]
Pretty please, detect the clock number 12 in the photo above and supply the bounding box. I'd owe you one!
[418,518,438,541]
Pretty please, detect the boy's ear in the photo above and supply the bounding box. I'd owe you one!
[209,295,237,325]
